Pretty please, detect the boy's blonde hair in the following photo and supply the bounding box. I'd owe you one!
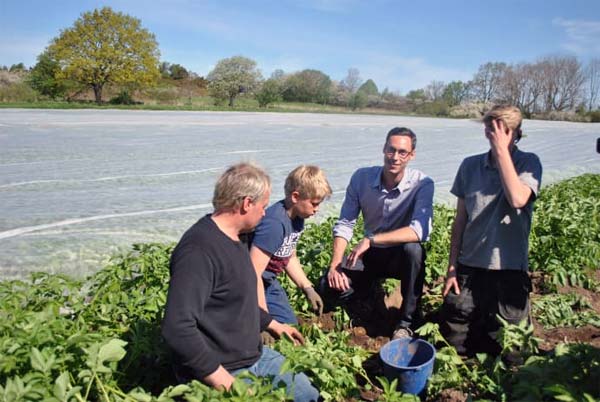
[284,165,332,200]
[483,104,523,132]
[212,162,271,212]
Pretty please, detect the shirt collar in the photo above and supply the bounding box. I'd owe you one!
[372,166,413,192]
[484,145,520,168]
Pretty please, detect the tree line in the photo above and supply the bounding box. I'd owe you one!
[2,7,599,121]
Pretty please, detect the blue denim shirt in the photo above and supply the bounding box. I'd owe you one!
[333,166,434,244]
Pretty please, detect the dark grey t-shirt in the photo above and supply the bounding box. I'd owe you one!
[451,147,542,271]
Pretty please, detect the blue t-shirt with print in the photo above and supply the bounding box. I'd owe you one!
[252,200,304,275]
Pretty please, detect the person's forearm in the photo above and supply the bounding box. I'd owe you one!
[250,246,272,312]
[330,236,349,269]
[447,198,467,270]
[494,148,532,209]
[285,255,312,289]
[370,227,419,246]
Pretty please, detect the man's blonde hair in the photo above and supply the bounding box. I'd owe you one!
[483,104,523,132]
[284,165,332,200]
[212,162,271,212]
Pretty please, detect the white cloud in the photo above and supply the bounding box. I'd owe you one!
[553,18,600,55]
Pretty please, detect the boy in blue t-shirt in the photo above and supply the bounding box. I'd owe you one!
[250,165,332,324]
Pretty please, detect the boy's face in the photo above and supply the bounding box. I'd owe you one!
[292,193,323,219]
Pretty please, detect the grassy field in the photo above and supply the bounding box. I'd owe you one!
[0,97,420,117]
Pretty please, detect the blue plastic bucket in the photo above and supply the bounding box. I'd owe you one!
[379,338,436,395]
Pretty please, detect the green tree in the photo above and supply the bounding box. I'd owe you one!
[406,88,426,103]
[207,55,262,107]
[28,51,75,99]
[169,63,189,80]
[9,63,26,72]
[358,79,379,96]
[255,78,282,108]
[348,91,368,110]
[442,80,469,106]
[282,69,332,104]
[47,7,160,104]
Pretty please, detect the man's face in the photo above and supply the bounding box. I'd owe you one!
[246,189,271,229]
[382,135,414,175]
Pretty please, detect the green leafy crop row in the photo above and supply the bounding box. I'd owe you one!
[0,175,598,401]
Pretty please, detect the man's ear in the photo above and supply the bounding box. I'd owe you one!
[240,196,252,214]
[290,191,301,204]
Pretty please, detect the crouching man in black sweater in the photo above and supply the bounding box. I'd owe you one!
[162,162,319,402]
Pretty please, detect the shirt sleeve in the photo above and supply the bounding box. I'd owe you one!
[259,308,273,331]
[161,246,221,379]
[450,160,466,199]
[518,153,543,197]
[409,177,434,242]
[333,171,362,241]
[252,217,285,255]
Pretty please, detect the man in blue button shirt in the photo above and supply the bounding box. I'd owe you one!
[318,127,434,339]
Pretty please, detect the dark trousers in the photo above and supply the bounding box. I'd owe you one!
[318,242,425,329]
[439,264,532,356]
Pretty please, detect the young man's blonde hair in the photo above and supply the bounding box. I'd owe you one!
[483,104,523,141]
[212,162,271,212]
[284,165,332,200]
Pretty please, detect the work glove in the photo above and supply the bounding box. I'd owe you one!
[303,286,323,315]
[260,331,275,345]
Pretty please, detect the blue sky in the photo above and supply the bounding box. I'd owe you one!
[1,0,599,93]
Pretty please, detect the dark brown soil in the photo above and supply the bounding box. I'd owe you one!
[435,388,469,402]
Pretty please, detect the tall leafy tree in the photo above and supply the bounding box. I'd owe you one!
[47,7,160,103]
[358,79,379,96]
[442,80,469,106]
[255,78,282,108]
[282,69,332,104]
[28,51,76,99]
[207,56,262,107]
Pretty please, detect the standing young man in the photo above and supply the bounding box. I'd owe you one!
[440,105,542,355]
[319,127,434,339]
[161,163,319,402]
[250,165,332,325]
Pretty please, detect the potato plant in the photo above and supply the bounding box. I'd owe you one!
[0,174,598,401]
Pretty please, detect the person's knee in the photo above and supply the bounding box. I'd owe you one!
[292,372,319,402]
[401,242,423,261]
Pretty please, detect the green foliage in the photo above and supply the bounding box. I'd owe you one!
[532,293,600,328]
[47,7,160,103]
[275,325,371,401]
[415,100,450,116]
[110,90,138,105]
[509,343,600,401]
[529,174,600,288]
[405,89,426,103]
[255,78,282,108]
[423,204,454,283]
[0,82,38,102]
[587,109,600,122]
[1,174,599,401]
[348,91,368,110]
[282,69,332,104]
[207,55,262,107]
[358,79,379,96]
[442,80,469,107]
[9,63,26,73]
[28,51,76,100]
[496,317,540,358]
